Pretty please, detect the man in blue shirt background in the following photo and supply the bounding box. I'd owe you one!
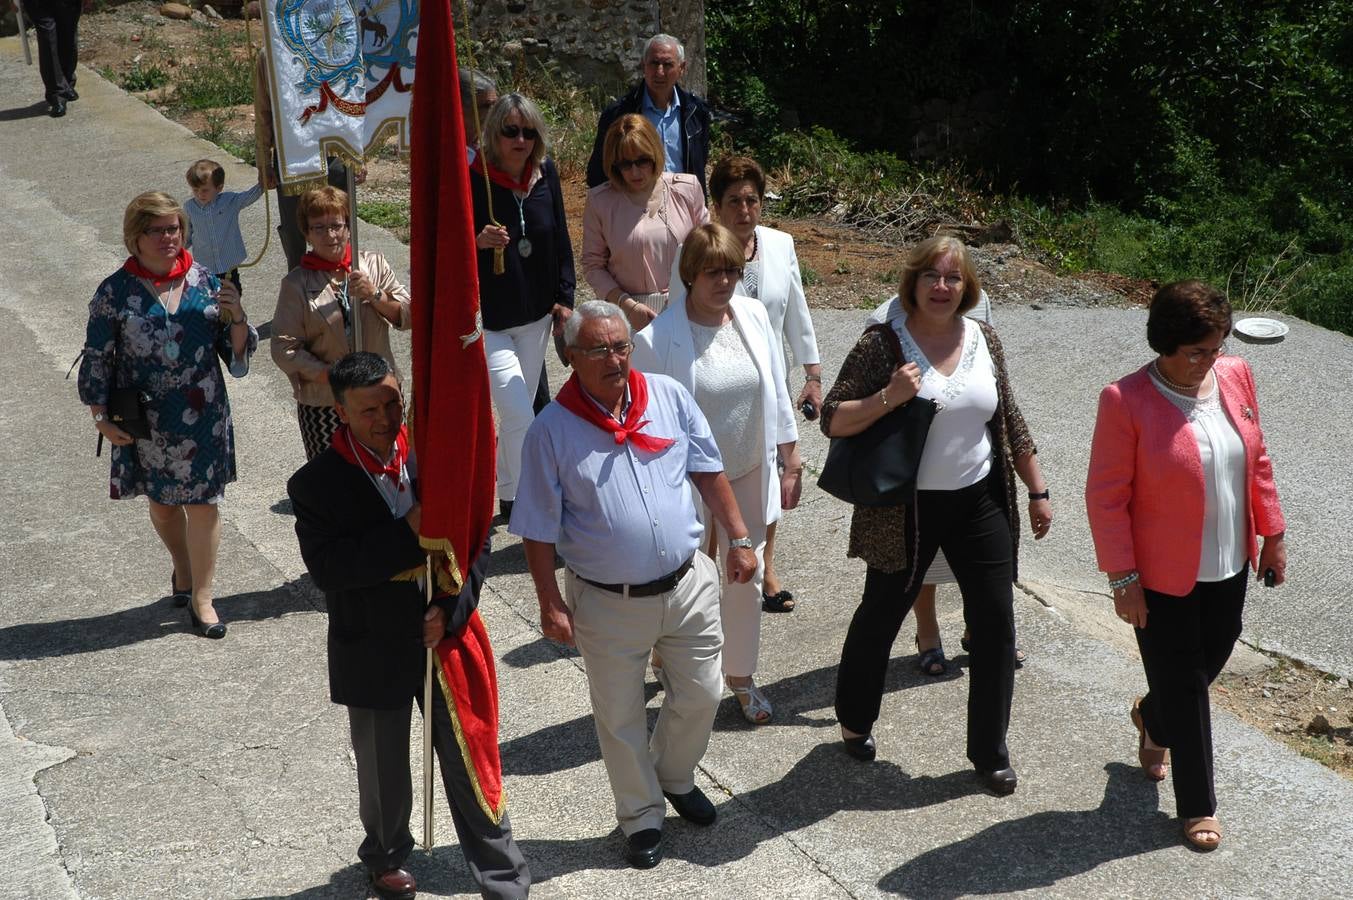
[585,34,711,196]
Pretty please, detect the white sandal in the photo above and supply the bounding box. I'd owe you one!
[727,678,772,725]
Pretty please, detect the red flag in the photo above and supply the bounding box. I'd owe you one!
[409,0,494,589]
[409,0,507,824]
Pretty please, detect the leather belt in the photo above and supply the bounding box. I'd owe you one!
[577,556,694,597]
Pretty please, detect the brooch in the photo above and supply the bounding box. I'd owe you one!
[1242,405,1254,420]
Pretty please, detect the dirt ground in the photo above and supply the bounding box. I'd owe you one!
[74,2,1353,780]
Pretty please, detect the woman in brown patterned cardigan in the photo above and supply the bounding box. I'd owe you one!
[820,236,1052,794]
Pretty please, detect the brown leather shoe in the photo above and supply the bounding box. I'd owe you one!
[370,867,416,900]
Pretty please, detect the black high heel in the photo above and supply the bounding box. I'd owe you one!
[187,602,227,639]
[170,571,191,608]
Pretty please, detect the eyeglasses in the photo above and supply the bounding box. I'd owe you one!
[576,341,634,360]
[919,271,964,288]
[500,124,540,141]
[1180,343,1226,365]
[143,224,182,238]
[308,222,349,235]
[702,267,744,280]
[614,157,654,173]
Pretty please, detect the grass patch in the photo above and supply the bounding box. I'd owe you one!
[121,62,170,93]
[357,200,411,230]
[176,51,253,110]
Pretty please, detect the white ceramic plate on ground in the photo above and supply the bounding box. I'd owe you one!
[1235,317,1289,342]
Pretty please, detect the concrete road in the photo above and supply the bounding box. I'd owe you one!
[2,44,1352,900]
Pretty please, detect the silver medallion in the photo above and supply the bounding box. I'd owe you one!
[165,340,180,361]
[517,237,533,258]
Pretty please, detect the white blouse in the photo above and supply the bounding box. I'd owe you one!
[690,320,764,480]
[896,316,998,491]
[1149,370,1248,581]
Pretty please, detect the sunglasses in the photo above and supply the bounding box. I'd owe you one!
[614,157,654,173]
[500,124,540,141]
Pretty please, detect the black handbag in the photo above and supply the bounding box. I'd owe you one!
[817,324,939,507]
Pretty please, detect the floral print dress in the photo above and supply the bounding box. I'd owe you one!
[77,264,258,503]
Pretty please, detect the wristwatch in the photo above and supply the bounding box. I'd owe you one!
[1028,489,1050,501]
[728,537,754,550]
[93,412,106,423]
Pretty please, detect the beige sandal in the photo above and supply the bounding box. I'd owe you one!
[1184,816,1222,851]
[1131,698,1169,782]
[727,678,772,725]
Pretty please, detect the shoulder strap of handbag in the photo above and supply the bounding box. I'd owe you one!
[863,321,906,367]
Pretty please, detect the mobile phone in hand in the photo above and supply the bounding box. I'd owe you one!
[1263,568,1277,588]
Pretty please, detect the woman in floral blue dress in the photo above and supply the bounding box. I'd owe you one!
[78,191,258,639]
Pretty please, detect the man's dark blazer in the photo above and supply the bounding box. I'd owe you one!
[287,448,486,710]
[585,81,711,196]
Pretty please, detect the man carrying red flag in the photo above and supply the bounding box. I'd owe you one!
[512,301,757,869]
[287,353,530,900]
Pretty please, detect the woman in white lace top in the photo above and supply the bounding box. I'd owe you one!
[632,223,800,724]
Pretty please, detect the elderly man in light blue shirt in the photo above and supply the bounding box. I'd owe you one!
[511,299,755,871]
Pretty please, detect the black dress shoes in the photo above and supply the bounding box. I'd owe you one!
[978,766,1018,796]
[62,88,79,101]
[370,867,416,900]
[663,786,717,825]
[625,828,662,869]
[841,734,877,761]
[48,99,67,118]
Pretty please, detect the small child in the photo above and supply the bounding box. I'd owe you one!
[184,159,264,294]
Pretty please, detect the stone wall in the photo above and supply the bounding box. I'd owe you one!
[463,0,705,98]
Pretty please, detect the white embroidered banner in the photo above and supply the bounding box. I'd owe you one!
[261,0,419,188]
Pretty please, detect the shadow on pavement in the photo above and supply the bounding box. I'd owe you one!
[878,763,1176,898]
[0,101,50,121]
[0,577,322,660]
[501,635,580,669]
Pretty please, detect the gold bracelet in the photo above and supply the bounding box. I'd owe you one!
[880,387,890,408]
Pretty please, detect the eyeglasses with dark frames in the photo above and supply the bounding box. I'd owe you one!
[576,341,634,360]
[308,222,350,235]
[500,124,540,141]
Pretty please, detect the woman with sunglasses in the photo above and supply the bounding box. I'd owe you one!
[583,113,708,333]
[271,186,411,459]
[1087,280,1286,851]
[471,93,576,521]
[78,191,258,639]
[632,223,801,724]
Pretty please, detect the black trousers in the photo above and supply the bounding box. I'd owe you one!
[836,475,1016,771]
[1135,568,1246,819]
[28,0,81,103]
[347,684,530,898]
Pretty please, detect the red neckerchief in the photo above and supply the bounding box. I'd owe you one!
[300,244,353,273]
[555,370,675,453]
[471,154,535,193]
[333,423,410,480]
[124,249,193,286]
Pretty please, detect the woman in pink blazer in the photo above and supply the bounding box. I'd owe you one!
[1086,280,1287,852]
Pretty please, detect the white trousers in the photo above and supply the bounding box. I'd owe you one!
[484,314,552,501]
[702,467,769,677]
[564,553,723,835]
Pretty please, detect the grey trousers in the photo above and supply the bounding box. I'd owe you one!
[347,684,530,899]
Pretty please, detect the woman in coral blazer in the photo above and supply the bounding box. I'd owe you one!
[1086,280,1286,852]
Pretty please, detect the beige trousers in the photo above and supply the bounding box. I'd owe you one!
[564,552,723,835]
[702,466,769,677]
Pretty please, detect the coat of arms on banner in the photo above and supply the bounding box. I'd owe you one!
[263,0,418,188]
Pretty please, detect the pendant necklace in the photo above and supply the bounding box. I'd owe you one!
[514,193,533,258]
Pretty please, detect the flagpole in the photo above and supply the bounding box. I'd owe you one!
[422,555,435,850]
[346,164,365,351]
[16,0,33,66]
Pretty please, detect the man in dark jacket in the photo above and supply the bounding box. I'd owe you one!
[585,33,711,196]
[287,352,529,900]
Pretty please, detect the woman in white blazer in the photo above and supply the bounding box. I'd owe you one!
[634,223,802,724]
[671,156,822,614]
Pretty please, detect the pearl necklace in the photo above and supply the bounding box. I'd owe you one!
[1152,359,1206,395]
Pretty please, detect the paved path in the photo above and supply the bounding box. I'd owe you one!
[2,44,1352,899]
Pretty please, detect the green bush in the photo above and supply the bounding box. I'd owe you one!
[176,53,253,110]
[121,62,169,93]
[357,200,410,230]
